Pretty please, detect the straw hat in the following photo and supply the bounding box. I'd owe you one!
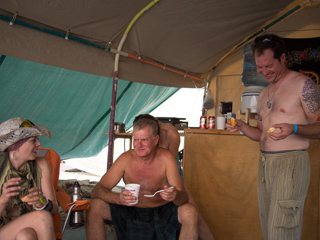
[0,117,52,152]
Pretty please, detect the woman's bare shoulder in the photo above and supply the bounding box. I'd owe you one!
[35,157,49,167]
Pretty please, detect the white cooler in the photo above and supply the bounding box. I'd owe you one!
[241,86,265,113]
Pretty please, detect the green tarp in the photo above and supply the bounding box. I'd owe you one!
[0,55,178,159]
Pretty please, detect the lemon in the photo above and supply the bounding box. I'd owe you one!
[230,117,236,126]
[268,127,276,133]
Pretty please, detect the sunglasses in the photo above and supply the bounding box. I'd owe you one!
[20,120,36,128]
[256,35,284,46]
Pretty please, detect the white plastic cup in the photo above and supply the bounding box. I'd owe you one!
[125,183,140,204]
[216,117,226,130]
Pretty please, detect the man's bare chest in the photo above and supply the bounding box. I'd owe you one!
[259,85,301,120]
[124,163,167,192]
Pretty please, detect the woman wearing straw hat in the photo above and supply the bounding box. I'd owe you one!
[0,117,58,240]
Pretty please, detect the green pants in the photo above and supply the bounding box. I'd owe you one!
[258,150,310,240]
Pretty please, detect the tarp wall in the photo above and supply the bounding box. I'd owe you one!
[0,55,178,159]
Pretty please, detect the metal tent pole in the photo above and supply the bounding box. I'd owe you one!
[107,72,118,171]
[106,0,161,171]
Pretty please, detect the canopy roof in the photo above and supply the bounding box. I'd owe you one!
[0,0,304,88]
[1,0,319,159]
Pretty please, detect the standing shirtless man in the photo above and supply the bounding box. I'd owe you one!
[86,117,198,240]
[226,34,320,240]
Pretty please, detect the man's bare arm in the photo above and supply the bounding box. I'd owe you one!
[226,118,262,142]
[299,78,320,138]
[292,122,320,139]
[167,128,180,157]
[91,182,121,204]
[163,151,188,206]
[90,153,128,204]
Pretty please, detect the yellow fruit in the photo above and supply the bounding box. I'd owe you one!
[20,195,29,202]
[268,127,276,133]
[230,117,236,126]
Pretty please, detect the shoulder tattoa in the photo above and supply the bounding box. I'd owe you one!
[257,115,262,121]
[302,79,320,114]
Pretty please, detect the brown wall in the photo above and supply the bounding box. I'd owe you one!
[183,129,320,240]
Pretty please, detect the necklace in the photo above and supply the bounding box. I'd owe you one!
[266,69,287,109]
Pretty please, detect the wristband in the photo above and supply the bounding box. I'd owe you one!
[44,200,53,211]
[292,124,298,135]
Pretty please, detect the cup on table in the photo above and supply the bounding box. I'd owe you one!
[125,183,140,204]
[216,116,226,130]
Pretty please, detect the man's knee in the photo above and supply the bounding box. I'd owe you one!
[178,203,198,224]
[87,198,111,220]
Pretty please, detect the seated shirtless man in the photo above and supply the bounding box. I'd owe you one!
[134,114,215,240]
[86,117,198,240]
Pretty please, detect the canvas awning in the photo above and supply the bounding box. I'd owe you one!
[1,0,318,159]
[0,0,304,88]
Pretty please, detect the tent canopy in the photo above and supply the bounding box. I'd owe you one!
[1,0,319,159]
[0,0,306,88]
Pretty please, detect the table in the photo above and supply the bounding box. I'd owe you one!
[183,128,320,240]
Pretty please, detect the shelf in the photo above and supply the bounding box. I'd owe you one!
[184,128,240,135]
[104,132,132,138]
[105,132,185,137]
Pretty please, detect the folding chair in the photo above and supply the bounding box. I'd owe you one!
[37,147,90,240]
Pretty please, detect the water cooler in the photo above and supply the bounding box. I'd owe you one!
[241,42,269,113]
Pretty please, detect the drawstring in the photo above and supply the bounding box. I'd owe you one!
[261,155,266,183]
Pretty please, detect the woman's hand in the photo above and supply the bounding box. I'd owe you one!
[1,178,20,203]
[23,187,46,207]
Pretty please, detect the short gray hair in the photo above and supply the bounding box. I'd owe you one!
[133,114,160,138]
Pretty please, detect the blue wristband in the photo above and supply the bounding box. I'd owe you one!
[292,124,298,135]
[44,200,52,211]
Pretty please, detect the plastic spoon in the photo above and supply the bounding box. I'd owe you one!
[144,186,174,197]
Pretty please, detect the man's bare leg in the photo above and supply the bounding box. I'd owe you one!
[86,198,112,240]
[185,186,215,240]
[198,214,215,240]
[178,203,198,240]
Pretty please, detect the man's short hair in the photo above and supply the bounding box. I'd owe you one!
[251,34,287,61]
[133,114,160,138]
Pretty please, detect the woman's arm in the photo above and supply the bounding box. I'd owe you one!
[36,157,59,215]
